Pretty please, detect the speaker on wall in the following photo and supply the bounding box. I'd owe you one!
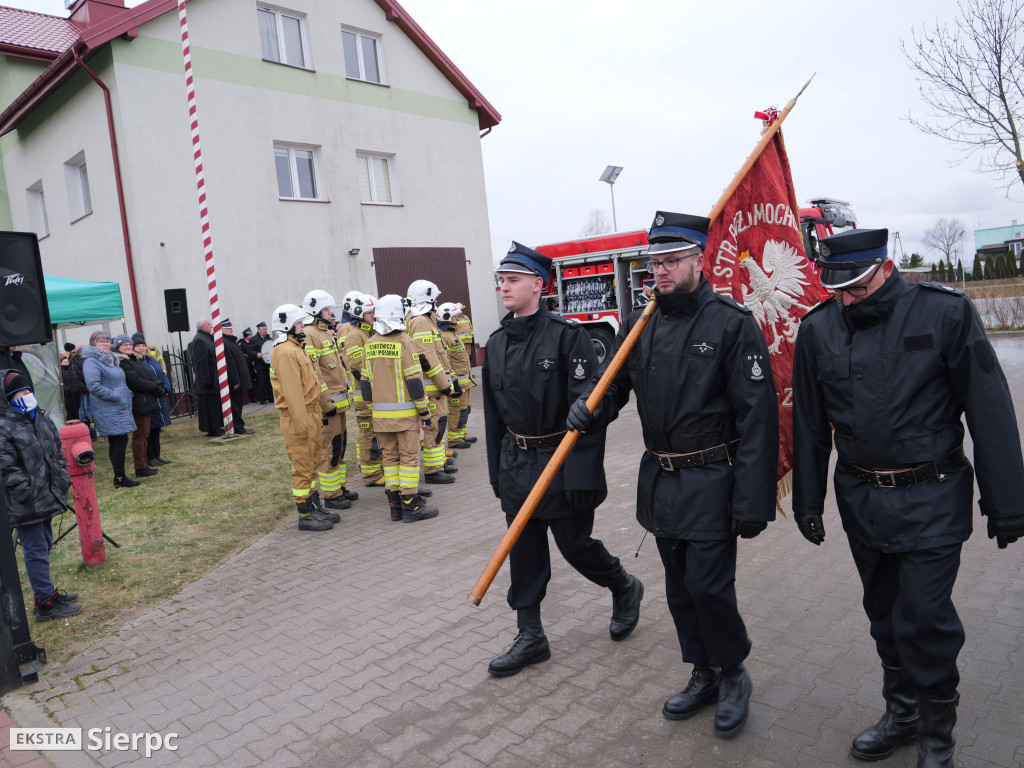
[0,231,53,347]
[164,288,190,333]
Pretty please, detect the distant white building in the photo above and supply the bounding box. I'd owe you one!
[0,0,501,346]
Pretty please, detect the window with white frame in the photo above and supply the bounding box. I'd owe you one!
[274,142,325,200]
[258,6,310,68]
[341,27,385,84]
[26,181,48,238]
[356,152,398,204]
[63,151,92,222]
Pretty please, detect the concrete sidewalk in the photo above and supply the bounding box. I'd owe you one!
[5,385,1024,766]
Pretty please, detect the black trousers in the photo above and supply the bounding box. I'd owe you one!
[107,433,128,478]
[656,536,751,669]
[255,365,272,402]
[506,511,621,610]
[230,389,246,430]
[849,541,964,699]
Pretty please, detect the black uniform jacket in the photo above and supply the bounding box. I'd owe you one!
[792,273,1024,552]
[189,331,218,395]
[604,278,779,540]
[224,338,253,390]
[483,305,607,520]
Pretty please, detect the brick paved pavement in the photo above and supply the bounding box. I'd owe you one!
[4,352,1024,767]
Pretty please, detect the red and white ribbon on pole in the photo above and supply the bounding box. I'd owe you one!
[177,0,233,435]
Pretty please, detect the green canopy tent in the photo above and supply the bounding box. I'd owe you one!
[14,276,125,427]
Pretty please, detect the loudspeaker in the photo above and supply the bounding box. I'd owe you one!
[164,289,190,333]
[0,231,52,347]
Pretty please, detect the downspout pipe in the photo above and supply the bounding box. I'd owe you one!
[72,46,143,331]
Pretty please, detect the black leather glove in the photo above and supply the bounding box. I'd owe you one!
[324,407,338,418]
[155,387,167,397]
[451,379,463,396]
[566,395,595,433]
[987,514,1024,549]
[418,410,432,427]
[565,490,600,510]
[796,514,825,545]
[440,386,452,396]
[733,520,767,539]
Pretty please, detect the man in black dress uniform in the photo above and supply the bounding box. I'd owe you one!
[792,228,1024,768]
[482,242,643,677]
[248,322,274,403]
[569,212,779,738]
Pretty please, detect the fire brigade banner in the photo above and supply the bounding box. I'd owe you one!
[704,131,817,490]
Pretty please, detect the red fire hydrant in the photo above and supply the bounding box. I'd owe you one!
[59,420,105,565]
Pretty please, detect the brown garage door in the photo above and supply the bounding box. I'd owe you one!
[373,247,473,316]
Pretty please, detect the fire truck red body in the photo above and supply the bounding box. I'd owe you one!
[535,199,856,362]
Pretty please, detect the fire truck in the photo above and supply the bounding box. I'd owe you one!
[535,198,856,363]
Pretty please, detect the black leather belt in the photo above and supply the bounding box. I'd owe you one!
[507,427,567,450]
[841,446,965,488]
[647,440,740,471]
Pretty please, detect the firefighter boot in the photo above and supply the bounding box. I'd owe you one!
[850,664,920,760]
[386,489,403,522]
[487,606,551,677]
[401,493,439,523]
[424,470,455,484]
[340,488,359,502]
[663,665,721,720]
[297,499,333,531]
[34,591,84,622]
[310,490,341,523]
[714,664,752,738]
[608,568,644,641]
[915,694,958,768]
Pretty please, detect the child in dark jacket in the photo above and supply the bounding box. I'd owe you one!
[0,370,83,621]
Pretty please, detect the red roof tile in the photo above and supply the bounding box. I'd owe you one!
[0,6,79,57]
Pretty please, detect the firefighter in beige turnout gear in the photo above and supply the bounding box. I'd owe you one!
[302,290,358,511]
[361,295,439,523]
[270,304,337,531]
[342,293,385,486]
[406,280,457,484]
[437,302,475,449]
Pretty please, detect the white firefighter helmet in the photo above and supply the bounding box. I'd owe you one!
[437,302,461,323]
[302,290,336,319]
[351,293,377,320]
[407,279,441,317]
[340,290,361,316]
[271,303,313,337]
[373,294,407,335]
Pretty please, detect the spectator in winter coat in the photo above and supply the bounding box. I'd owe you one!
[0,369,84,621]
[117,335,164,479]
[60,342,86,421]
[81,331,139,488]
[137,335,173,467]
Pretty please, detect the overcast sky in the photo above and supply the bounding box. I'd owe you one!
[6,0,1023,265]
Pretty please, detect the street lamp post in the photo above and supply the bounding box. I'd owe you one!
[599,165,623,232]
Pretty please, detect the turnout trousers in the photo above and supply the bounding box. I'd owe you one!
[422,394,448,475]
[354,407,384,484]
[282,408,321,502]
[506,510,621,610]
[849,540,964,699]
[656,536,751,669]
[318,410,348,500]
[378,430,421,494]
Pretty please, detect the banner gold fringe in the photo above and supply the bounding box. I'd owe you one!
[776,469,792,518]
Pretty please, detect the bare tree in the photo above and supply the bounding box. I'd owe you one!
[902,0,1024,189]
[579,209,611,237]
[923,217,968,263]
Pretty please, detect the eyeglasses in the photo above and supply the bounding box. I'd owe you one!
[95,338,112,345]
[824,263,883,297]
[644,254,694,273]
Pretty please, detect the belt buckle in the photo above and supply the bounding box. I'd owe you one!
[657,453,675,471]
[514,434,529,450]
[874,470,897,488]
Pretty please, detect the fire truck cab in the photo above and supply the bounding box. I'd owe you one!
[535,231,651,364]
[799,197,857,259]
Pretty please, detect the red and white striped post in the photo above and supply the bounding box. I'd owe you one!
[177,0,234,436]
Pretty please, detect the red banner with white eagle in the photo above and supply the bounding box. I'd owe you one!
[703,131,818,489]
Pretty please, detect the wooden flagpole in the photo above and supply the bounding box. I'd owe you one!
[467,75,816,607]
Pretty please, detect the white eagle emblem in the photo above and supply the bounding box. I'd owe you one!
[739,240,813,354]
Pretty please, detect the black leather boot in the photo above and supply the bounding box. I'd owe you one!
[401,494,439,523]
[916,694,958,768]
[386,489,403,521]
[714,664,751,738]
[488,607,550,677]
[663,665,720,720]
[309,490,341,523]
[296,500,333,531]
[850,664,919,760]
[608,568,643,641]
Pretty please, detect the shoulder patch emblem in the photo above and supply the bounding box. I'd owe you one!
[745,353,766,381]
[571,357,588,380]
[690,341,717,357]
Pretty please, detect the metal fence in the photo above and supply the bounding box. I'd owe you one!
[161,346,197,419]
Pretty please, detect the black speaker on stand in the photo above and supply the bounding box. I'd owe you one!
[164,288,190,333]
[0,231,53,346]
